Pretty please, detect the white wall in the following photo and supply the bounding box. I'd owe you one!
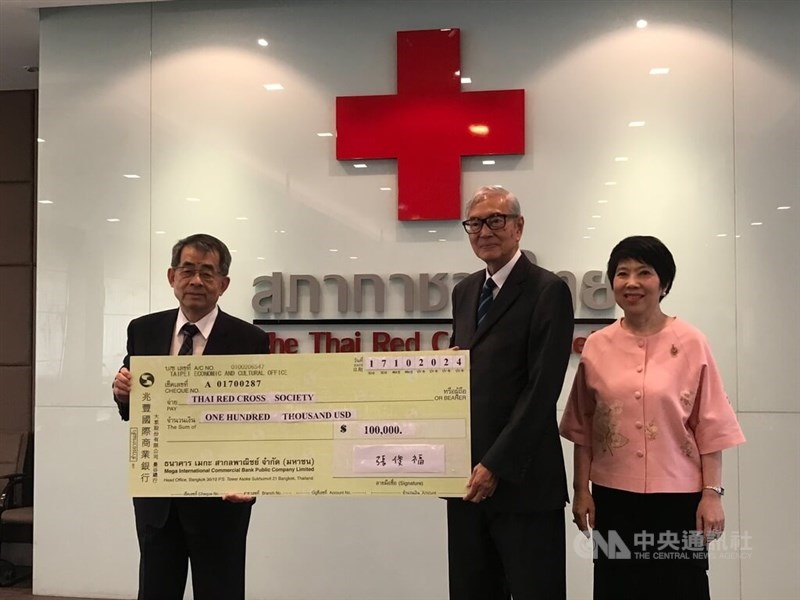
[35,1,799,598]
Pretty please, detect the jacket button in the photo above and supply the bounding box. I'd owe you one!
[636,450,644,458]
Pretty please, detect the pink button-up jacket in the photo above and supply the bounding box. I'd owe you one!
[559,318,745,493]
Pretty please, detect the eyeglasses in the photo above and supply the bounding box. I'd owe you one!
[462,213,518,234]
[174,265,221,283]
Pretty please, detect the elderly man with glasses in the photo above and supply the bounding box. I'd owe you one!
[112,233,268,600]
[447,186,574,600]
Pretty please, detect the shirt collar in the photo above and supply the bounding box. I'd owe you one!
[174,306,219,340]
[485,249,521,290]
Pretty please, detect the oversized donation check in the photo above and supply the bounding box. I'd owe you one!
[128,351,471,497]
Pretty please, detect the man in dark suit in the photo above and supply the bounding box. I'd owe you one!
[448,186,574,599]
[113,233,269,600]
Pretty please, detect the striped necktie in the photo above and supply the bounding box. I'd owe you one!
[178,323,200,356]
[477,278,496,325]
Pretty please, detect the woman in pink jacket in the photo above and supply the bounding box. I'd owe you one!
[560,236,745,600]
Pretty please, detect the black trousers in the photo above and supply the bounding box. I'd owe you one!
[592,484,710,600]
[136,498,252,600]
[447,500,566,600]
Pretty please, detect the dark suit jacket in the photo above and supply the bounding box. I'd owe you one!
[451,254,573,512]
[116,307,269,527]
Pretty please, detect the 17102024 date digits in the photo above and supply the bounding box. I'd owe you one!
[366,355,465,371]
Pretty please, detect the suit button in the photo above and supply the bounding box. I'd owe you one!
[636,450,644,458]
[635,421,643,429]
[636,366,643,373]
[637,339,645,348]
[634,391,642,399]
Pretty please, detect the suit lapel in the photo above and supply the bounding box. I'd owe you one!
[459,275,483,344]
[470,257,530,346]
[151,310,177,356]
[204,309,229,355]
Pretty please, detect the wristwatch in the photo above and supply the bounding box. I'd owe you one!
[703,485,724,496]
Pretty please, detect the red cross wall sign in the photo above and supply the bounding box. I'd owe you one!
[336,29,525,221]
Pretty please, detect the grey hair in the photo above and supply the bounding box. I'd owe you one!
[171,233,232,276]
[465,185,521,217]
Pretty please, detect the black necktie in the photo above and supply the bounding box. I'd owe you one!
[477,278,496,325]
[178,323,200,356]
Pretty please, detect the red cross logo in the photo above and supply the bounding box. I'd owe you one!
[336,29,525,221]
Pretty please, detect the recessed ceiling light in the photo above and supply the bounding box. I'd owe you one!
[461,77,472,84]
[263,83,284,91]
[482,160,496,165]
[614,156,629,162]
[438,239,447,242]
[628,121,646,127]
[587,227,596,231]
[777,206,791,210]
[716,233,728,237]
[37,138,45,143]
[428,230,437,233]
[155,230,166,234]
[123,174,141,179]
[279,230,286,234]
[353,163,368,168]
[107,218,120,222]
[735,235,741,238]
[649,67,670,75]
[469,124,489,135]
[317,132,333,137]
[349,256,358,260]
[379,187,392,191]
[235,216,249,221]
[592,215,601,219]
[257,38,269,47]
[604,181,617,186]
[750,222,763,226]
[256,257,266,261]
[231,249,238,253]
[583,235,591,239]
[329,248,338,252]
[38,199,53,204]
[598,200,609,204]
[186,197,200,202]
[636,19,648,28]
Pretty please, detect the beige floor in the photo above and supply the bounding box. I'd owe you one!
[0,580,96,600]
[0,591,96,600]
